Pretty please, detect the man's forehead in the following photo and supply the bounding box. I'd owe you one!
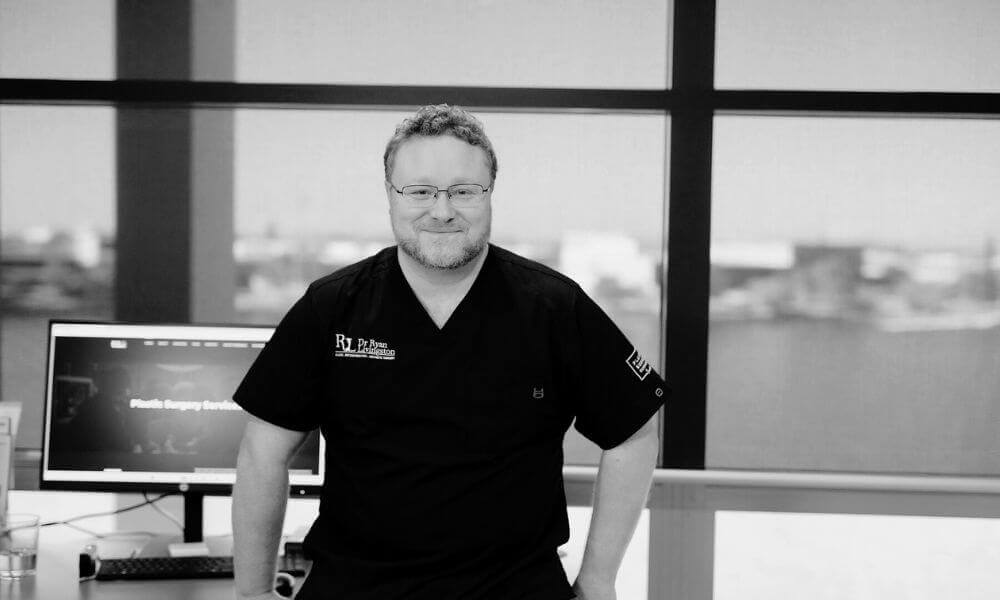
[394,135,489,169]
[396,134,480,153]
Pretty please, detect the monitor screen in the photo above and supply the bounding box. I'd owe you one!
[41,321,324,493]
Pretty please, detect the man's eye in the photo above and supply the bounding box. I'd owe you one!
[452,189,473,197]
[408,189,433,198]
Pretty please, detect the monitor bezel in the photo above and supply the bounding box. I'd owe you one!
[40,319,324,497]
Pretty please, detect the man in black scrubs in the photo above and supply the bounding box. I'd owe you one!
[232,105,667,600]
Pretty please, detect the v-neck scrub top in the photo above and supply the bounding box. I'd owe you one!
[234,244,669,600]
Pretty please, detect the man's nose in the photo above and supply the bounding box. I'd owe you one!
[428,190,456,220]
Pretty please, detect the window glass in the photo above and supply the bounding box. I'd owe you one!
[716,0,1000,91]
[716,511,1000,598]
[708,115,1000,475]
[234,108,667,465]
[0,0,115,79]
[0,106,116,449]
[234,0,669,88]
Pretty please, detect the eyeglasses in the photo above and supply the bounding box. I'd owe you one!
[388,183,491,207]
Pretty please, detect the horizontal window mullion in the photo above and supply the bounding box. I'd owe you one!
[0,79,669,111]
[4,80,1000,116]
[712,90,1000,116]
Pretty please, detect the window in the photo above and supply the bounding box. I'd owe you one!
[708,115,1000,475]
[0,0,115,80]
[716,0,1000,91]
[3,1,1000,596]
[0,105,116,449]
[234,0,670,88]
[1,2,671,466]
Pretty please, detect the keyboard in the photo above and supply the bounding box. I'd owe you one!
[95,553,309,581]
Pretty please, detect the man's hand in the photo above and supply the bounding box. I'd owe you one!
[571,575,616,600]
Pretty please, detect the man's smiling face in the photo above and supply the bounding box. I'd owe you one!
[385,135,493,270]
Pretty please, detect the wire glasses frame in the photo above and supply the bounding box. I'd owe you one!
[387,182,491,207]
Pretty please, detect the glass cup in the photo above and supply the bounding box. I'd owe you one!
[0,513,40,578]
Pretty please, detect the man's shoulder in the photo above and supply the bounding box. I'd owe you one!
[306,245,395,299]
[489,244,583,306]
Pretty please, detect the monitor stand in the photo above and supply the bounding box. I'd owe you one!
[183,491,204,543]
[129,491,212,557]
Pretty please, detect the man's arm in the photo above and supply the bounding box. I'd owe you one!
[233,415,310,600]
[572,413,659,600]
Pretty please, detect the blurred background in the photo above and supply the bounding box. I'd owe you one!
[3,0,1000,597]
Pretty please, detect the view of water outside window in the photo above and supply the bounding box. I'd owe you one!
[233,109,667,465]
[0,106,116,448]
[708,116,1000,475]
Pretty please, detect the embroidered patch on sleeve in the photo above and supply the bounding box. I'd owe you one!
[626,348,652,381]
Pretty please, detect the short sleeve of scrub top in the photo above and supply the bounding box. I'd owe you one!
[233,291,327,432]
[568,291,669,450]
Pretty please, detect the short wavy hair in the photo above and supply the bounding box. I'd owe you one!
[383,104,498,183]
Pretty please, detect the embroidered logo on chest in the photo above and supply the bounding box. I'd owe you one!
[334,333,396,360]
[626,348,652,381]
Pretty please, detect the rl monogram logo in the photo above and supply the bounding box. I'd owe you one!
[335,333,353,352]
[532,387,545,399]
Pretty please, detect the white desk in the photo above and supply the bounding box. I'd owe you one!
[1,528,252,600]
[4,563,237,600]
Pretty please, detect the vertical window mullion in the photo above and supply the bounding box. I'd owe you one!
[664,0,715,469]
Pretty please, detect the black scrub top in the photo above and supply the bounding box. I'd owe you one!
[234,244,669,600]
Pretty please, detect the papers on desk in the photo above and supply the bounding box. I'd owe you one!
[0,403,23,519]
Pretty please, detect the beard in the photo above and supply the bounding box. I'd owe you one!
[395,222,490,270]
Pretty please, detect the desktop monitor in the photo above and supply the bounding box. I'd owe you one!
[40,321,325,539]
